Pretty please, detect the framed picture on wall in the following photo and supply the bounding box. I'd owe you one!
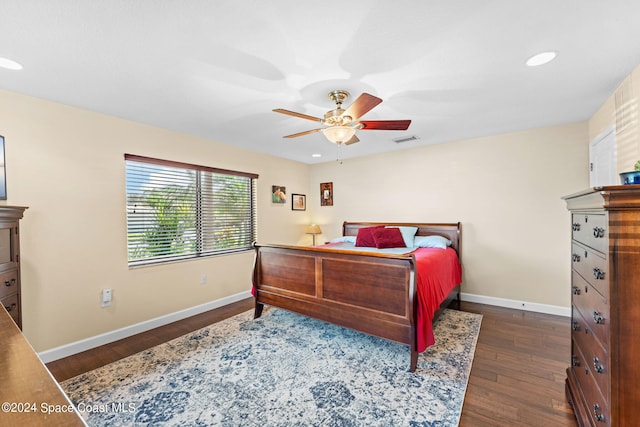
[320,182,333,206]
[292,193,306,211]
[0,136,6,200]
[271,185,286,204]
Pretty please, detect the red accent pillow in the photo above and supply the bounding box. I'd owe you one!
[372,227,407,249]
[355,226,385,247]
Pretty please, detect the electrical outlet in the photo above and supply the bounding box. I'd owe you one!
[101,288,112,307]
[200,274,207,285]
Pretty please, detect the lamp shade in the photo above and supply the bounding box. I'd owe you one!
[306,224,322,234]
[321,126,355,144]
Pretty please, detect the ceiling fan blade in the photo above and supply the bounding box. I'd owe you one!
[283,128,323,139]
[358,120,411,130]
[343,93,382,121]
[273,109,322,122]
[344,134,360,145]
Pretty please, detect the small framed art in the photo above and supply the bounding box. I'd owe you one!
[292,193,306,211]
[320,182,333,206]
[271,185,286,204]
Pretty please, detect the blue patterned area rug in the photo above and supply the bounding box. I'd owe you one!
[62,308,482,427]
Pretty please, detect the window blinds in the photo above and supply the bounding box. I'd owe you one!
[125,154,257,266]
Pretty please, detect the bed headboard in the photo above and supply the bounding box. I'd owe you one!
[342,221,461,256]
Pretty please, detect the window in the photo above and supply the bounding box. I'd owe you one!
[125,154,258,267]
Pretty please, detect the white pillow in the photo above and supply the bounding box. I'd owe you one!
[387,226,418,247]
[330,236,356,244]
[414,235,451,249]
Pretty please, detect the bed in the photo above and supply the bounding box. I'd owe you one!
[252,221,462,371]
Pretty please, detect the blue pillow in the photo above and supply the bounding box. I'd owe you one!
[414,235,451,249]
[330,236,356,244]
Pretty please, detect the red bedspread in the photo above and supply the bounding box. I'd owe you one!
[415,247,462,352]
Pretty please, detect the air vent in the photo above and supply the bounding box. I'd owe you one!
[392,135,419,143]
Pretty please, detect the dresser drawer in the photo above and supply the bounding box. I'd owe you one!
[571,341,610,426]
[572,307,610,402]
[572,213,608,253]
[1,292,20,326]
[0,269,18,299]
[571,241,609,299]
[572,270,609,348]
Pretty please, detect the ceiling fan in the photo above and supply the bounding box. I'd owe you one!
[273,90,411,145]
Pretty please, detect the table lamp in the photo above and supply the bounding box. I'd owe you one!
[306,224,322,245]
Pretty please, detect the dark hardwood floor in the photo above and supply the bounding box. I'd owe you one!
[46,299,577,426]
[457,301,577,427]
[46,298,255,382]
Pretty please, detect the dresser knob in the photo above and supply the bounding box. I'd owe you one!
[572,286,581,295]
[572,321,580,331]
[572,253,581,262]
[593,227,605,238]
[593,403,605,422]
[571,355,580,366]
[572,223,581,231]
[4,280,10,287]
[4,303,16,312]
[593,311,605,324]
[593,357,605,374]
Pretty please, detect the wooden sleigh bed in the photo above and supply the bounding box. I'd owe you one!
[252,221,462,372]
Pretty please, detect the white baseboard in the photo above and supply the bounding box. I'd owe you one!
[460,292,570,317]
[38,290,252,364]
[38,290,567,364]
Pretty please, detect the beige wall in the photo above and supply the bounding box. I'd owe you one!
[309,122,589,308]
[0,87,590,353]
[589,64,640,172]
[0,89,311,351]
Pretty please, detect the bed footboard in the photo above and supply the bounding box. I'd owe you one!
[253,243,420,370]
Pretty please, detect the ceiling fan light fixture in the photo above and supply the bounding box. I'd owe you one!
[274,90,409,146]
[321,126,356,144]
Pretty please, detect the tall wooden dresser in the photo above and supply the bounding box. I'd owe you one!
[563,186,640,426]
[0,205,27,329]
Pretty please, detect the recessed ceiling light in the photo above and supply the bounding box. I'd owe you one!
[526,51,557,67]
[0,57,23,70]
[311,153,322,158]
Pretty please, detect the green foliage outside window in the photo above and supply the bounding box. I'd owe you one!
[125,155,256,266]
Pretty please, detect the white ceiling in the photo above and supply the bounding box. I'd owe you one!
[2,1,640,164]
